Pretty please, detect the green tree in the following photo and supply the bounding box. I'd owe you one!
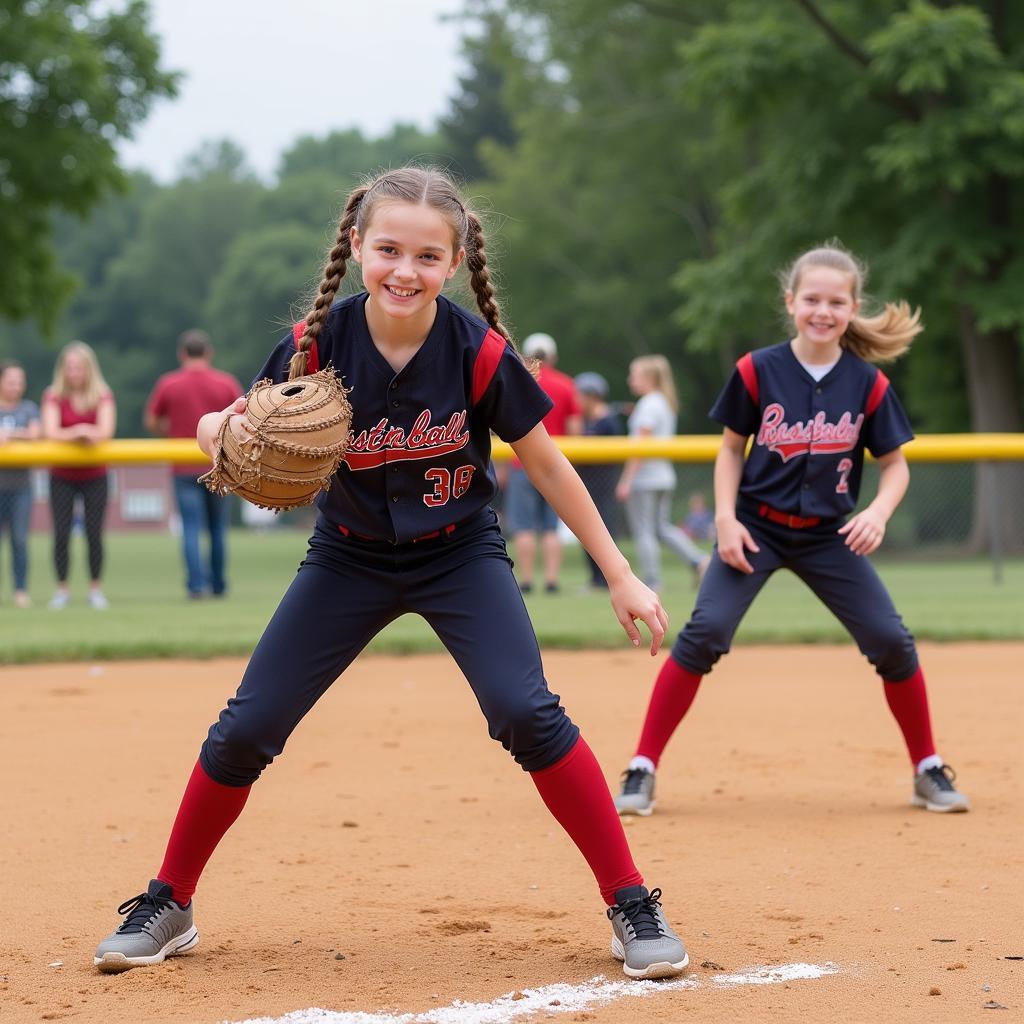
[439,10,519,181]
[673,0,1024,548]
[204,222,328,382]
[473,1,726,423]
[0,0,178,330]
[278,124,447,184]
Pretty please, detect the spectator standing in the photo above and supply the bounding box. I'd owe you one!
[575,371,625,589]
[504,333,582,593]
[41,342,116,610]
[616,355,709,592]
[0,361,41,608]
[146,330,242,600]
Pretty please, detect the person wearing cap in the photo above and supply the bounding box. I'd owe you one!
[504,333,582,594]
[574,372,625,589]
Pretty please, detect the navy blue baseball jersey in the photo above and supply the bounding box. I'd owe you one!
[255,293,552,543]
[709,342,914,519]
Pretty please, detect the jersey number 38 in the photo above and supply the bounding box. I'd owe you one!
[423,465,476,507]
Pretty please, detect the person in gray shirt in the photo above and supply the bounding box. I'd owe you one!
[616,355,708,591]
[0,361,41,607]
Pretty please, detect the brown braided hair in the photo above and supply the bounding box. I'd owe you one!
[290,168,517,379]
[465,210,513,345]
[288,186,368,379]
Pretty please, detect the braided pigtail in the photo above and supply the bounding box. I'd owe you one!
[288,186,368,380]
[465,211,515,349]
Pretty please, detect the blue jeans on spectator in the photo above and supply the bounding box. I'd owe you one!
[174,475,230,597]
[0,487,32,592]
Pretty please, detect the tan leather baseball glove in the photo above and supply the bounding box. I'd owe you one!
[199,368,352,510]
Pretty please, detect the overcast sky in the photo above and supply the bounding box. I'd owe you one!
[117,0,467,182]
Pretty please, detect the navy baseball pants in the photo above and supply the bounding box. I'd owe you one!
[672,507,919,681]
[200,508,580,786]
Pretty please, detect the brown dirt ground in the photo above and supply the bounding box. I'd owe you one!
[0,643,1021,1024]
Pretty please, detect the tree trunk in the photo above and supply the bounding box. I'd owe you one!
[958,304,1024,554]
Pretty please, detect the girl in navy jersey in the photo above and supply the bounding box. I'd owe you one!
[615,243,969,818]
[94,167,688,980]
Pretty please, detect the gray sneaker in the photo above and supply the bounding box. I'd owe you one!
[608,885,688,979]
[94,880,199,972]
[614,767,656,816]
[912,764,970,813]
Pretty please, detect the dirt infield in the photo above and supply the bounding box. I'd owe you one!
[1,643,1020,1023]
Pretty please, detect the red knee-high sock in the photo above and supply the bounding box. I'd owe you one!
[883,666,937,768]
[530,737,643,905]
[635,658,703,766]
[157,759,251,906]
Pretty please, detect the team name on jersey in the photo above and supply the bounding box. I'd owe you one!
[344,409,470,471]
[756,403,863,462]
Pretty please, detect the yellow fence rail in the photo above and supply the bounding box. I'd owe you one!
[0,433,1022,468]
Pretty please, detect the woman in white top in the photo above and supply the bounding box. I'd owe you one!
[616,355,709,591]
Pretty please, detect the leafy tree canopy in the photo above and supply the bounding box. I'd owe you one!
[0,0,178,330]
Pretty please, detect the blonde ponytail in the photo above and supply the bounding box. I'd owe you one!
[843,301,923,363]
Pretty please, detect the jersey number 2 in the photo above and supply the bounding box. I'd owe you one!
[423,465,475,507]
[835,458,853,494]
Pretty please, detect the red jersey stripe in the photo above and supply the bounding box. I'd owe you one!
[737,352,759,406]
[471,328,506,405]
[866,369,890,416]
[292,321,319,375]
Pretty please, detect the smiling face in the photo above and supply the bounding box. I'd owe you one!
[0,365,26,404]
[61,349,92,391]
[785,264,860,361]
[351,200,464,328]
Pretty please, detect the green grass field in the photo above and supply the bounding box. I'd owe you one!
[1,528,1021,664]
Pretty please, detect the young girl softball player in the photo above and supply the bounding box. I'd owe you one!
[616,355,709,591]
[615,244,969,817]
[94,167,688,980]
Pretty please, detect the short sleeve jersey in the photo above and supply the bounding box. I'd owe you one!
[628,391,677,491]
[255,293,552,543]
[709,342,914,519]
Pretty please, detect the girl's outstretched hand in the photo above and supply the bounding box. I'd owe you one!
[608,572,669,655]
[838,507,887,556]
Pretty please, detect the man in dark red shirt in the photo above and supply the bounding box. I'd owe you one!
[504,333,582,593]
[146,330,242,599]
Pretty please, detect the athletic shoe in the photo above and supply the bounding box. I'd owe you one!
[94,880,199,972]
[48,590,70,610]
[912,764,970,813]
[607,885,688,979]
[88,589,109,610]
[614,767,656,816]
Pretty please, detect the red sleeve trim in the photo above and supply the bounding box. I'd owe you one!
[737,352,759,406]
[293,321,319,374]
[471,329,507,405]
[866,369,890,416]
